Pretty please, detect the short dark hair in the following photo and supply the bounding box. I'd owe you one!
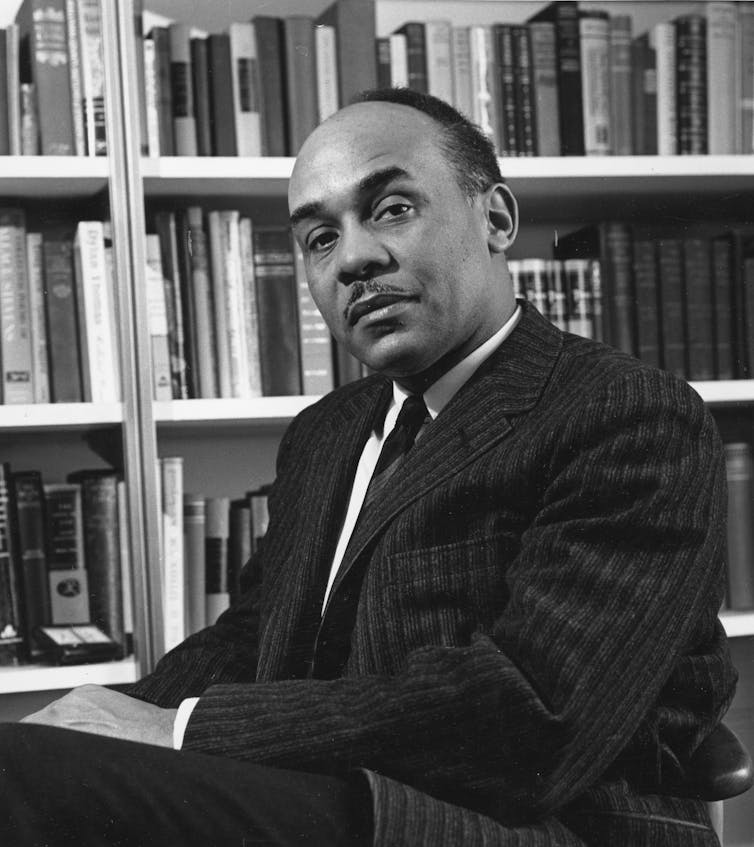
[352,87,504,198]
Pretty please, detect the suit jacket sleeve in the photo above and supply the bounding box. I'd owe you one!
[127,368,733,819]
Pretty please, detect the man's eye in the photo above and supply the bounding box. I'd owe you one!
[376,202,411,220]
[308,230,337,252]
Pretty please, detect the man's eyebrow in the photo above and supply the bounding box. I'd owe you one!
[289,166,411,228]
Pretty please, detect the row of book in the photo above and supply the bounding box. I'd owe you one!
[380,1,754,158]
[723,442,754,612]
[146,207,363,402]
[158,456,269,652]
[0,209,120,405]
[548,222,754,383]
[0,463,131,665]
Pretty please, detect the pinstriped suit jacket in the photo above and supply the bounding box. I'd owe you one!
[129,302,736,846]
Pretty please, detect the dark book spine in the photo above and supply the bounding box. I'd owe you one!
[317,0,376,108]
[11,469,49,652]
[283,16,318,155]
[0,463,24,664]
[168,22,196,156]
[725,443,754,610]
[190,37,212,156]
[711,234,734,380]
[675,15,707,155]
[630,33,657,156]
[528,21,560,156]
[511,24,536,157]
[67,470,124,656]
[398,22,428,94]
[183,493,206,636]
[657,238,687,379]
[175,209,199,398]
[154,211,189,399]
[376,36,391,88]
[204,496,229,624]
[631,237,662,369]
[206,33,237,156]
[254,16,288,157]
[0,28,11,155]
[253,226,302,396]
[150,26,174,157]
[682,237,715,381]
[228,497,251,607]
[492,24,517,157]
[602,222,635,357]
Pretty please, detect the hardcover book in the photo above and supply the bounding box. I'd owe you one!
[0,463,23,664]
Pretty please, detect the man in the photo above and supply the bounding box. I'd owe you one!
[6,89,735,846]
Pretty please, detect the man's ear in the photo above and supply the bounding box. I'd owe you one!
[484,183,518,253]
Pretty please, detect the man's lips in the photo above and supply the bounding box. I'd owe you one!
[347,293,413,326]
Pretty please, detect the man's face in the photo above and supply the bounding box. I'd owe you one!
[289,102,512,388]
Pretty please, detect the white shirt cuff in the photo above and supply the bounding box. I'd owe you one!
[173,697,200,749]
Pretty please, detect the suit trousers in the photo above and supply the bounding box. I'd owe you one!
[0,723,372,847]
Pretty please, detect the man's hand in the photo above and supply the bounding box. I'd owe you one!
[20,684,178,748]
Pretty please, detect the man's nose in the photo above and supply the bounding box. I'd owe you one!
[336,223,390,284]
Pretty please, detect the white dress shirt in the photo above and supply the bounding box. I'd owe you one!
[173,305,522,749]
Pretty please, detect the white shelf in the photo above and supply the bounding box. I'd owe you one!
[141,156,293,196]
[0,156,110,197]
[153,396,319,426]
[0,657,138,694]
[0,403,123,430]
[690,381,754,406]
[721,612,754,639]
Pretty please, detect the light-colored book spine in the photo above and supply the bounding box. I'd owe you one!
[0,208,33,404]
[65,0,86,155]
[76,0,106,156]
[228,21,262,157]
[706,1,738,154]
[102,221,121,397]
[144,233,172,401]
[238,216,262,397]
[579,13,611,155]
[315,24,338,123]
[608,15,633,157]
[25,231,50,403]
[739,2,754,154]
[207,210,232,398]
[294,241,333,396]
[469,25,496,144]
[451,26,473,121]
[529,21,560,157]
[143,35,160,156]
[425,19,454,104]
[6,25,21,155]
[651,22,677,156]
[219,210,250,398]
[389,32,408,88]
[20,83,38,154]
[160,455,184,653]
[73,220,119,403]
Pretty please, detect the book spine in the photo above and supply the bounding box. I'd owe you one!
[207,33,236,156]
[631,236,662,369]
[602,222,635,356]
[238,216,262,397]
[25,232,50,403]
[76,0,106,156]
[11,469,50,651]
[389,32,408,88]
[0,463,24,664]
[154,211,188,399]
[468,25,496,144]
[317,0,376,107]
[711,234,734,380]
[228,21,262,157]
[657,237,687,379]
[6,25,21,155]
[682,237,715,380]
[528,21,560,157]
[706,1,738,154]
[117,478,132,654]
[207,210,232,399]
[543,1,584,156]
[149,27,173,156]
[450,26,473,121]
[160,455,184,653]
[143,34,160,156]
[520,257,549,319]
[544,260,567,332]
[228,497,251,607]
[424,20,453,104]
[400,22,428,94]
[204,496,229,624]
[20,82,39,154]
[738,3,754,154]
[73,220,118,403]
[144,233,172,401]
[493,24,517,157]
[219,210,251,399]
[0,209,34,404]
[294,241,334,396]
[725,443,754,610]
[651,22,677,156]
[283,16,318,155]
[579,13,610,156]
[511,24,536,157]
[630,33,657,156]
[168,22,197,156]
[315,23,339,123]
[253,17,288,156]
[375,36,391,89]
[0,28,11,154]
[183,492,206,636]
[608,16,632,157]
[186,206,217,398]
[563,258,594,338]
[44,482,90,624]
[190,37,211,156]
[676,15,708,155]
[65,0,85,155]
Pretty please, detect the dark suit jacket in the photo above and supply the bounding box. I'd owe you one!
[129,303,736,846]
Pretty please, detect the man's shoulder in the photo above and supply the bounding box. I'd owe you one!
[288,373,389,432]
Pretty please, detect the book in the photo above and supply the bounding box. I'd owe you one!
[148,25,173,156]
[160,455,184,653]
[731,228,754,379]
[283,16,318,156]
[608,15,632,157]
[656,237,687,379]
[131,0,147,156]
[468,25,497,145]
[205,495,229,624]
[511,24,536,157]
[154,211,188,399]
[190,36,212,156]
[389,32,409,89]
[174,208,201,397]
[183,206,217,398]
[562,258,594,338]
[395,22,427,94]
[228,496,251,606]
[424,20,454,104]
[73,220,119,403]
[253,16,288,156]
[65,0,85,155]
[206,32,236,156]
[67,468,125,657]
[492,24,517,157]
[144,233,172,401]
[168,22,197,156]
[25,231,50,403]
[16,0,75,156]
[528,21,560,157]
[11,469,50,652]
[630,32,657,155]
[253,226,302,396]
[711,232,735,380]
[578,10,610,155]
[630,234,662,370]
[317,0,376,108]
[117,478,132,654]
[315,22,339,124]
[5,24,21,155]
[0,208,34,404]
[76,0,107,156]
[375,36,390,88]
[228,21,262,157]
[238,216,262,398]
[528,0,584,156]
[0,28,11,155]
[706,1,738,155]
[450,27,473,121]
[0,463,24,664]
[725,443,754,610]
[142,30,160,156]
[650,21,677,157]
[44,482,90,624]
[42,230,83,403]
[739,2,754,155]
[293,241,334,396]
[675,14,708,155]
[682,236,715,381]
[19,81,39,155]
[183,492,205,636]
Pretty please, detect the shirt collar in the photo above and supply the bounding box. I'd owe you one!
[390,303,522,422]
